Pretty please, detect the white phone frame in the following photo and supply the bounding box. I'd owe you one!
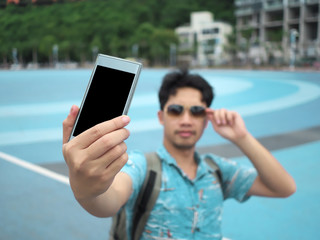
[69,54,142,141]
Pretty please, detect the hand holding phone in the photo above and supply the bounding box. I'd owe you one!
[62,107,131,203]
[69,54,142,140]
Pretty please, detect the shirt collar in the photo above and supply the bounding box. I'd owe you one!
[156,145,209,180]
[156,145,177,166]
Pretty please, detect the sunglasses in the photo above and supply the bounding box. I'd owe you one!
[166,104,206,117]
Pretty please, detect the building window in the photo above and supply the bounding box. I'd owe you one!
[202,28,220,35]
[202,29,211,35]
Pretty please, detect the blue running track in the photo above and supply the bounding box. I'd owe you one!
[0,69,319,239]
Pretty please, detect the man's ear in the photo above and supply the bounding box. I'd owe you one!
[158,110,164,125]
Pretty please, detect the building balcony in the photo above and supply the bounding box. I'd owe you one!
[237,19,260,29]
[265,10,283,24]
[288,18,300,24]
[288,0,301,7]
[235,0,255,7]
[235,7,254,16]
[305,16,319,22]
[306,0,319,4]
[264,0,284,11]
[249,21,260,28]
[288,7,300,20]
[264,20,283,27]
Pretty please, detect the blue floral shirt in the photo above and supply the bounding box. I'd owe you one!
[121,145,257,240]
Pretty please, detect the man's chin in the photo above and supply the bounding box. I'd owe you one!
[172,142,195,150]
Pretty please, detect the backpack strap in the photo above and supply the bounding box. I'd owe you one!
[109,152,162,240]
[110,154,220,240]
[131,152,162,240]
[204,156,223,187]
[110,205,127,240]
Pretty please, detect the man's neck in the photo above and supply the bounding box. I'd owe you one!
[164,142,198,179]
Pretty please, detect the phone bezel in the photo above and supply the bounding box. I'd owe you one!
[69,54,142,141]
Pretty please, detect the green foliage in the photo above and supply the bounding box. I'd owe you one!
[267,28,284,42]
[0,0,234,66]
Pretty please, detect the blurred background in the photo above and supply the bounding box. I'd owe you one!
[0,1,320,240]
[0,0,319,70]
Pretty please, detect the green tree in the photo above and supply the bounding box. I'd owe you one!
[0,0,235,66]
[150,28,178,65]
[39,35,57,64]
[131,23,155,61]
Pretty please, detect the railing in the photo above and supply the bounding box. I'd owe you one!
[235,0,255,7]
[288,0,301,6]
[306,0,319,4]
[235,7,254,16]
[264,0,284,10]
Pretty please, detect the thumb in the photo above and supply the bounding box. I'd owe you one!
[62,105,79,144]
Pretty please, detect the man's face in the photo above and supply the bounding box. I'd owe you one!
[158,87,208,150]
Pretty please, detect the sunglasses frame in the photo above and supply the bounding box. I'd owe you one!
[166,104,207,118]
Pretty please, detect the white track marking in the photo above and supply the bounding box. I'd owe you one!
[0,78,319,146]
[0,78,251,117]
[0,151,69,185]
[0,128,61,146]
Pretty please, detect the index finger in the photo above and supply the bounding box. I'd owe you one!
[72,115,131,149]
[62,105,79,144]
[205,108,214,119]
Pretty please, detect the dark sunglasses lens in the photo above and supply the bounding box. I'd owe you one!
[190,106,206,117]
[167,105,183,116]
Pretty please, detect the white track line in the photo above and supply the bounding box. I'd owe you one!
[0,151,69,185]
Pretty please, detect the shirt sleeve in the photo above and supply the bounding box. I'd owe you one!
[209,154,257,202]
[120,150,147,207]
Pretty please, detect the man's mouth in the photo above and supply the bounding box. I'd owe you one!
[176,130,195,138]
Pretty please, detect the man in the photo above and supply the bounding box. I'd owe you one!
[62,70,296,239]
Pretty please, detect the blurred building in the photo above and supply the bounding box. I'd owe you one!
[235,0,320,65]
[175,11,232,67]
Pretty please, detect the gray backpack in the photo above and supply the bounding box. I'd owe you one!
[109,152,222,240]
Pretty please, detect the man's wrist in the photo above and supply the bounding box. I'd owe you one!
[232,132,253,149]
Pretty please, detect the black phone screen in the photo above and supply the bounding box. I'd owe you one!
[73,65,135,137]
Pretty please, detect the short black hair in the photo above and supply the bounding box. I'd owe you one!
[158,69,214,110]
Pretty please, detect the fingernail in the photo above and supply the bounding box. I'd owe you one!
[121,115,130,124]
[70,105,76,115]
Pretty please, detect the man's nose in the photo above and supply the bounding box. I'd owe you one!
[179,110,193,124]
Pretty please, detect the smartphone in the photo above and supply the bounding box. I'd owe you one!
[69,54,142,140]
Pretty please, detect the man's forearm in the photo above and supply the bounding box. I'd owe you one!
[234,133,296,197]
[76,186,123,218]
[74,172,132,218]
